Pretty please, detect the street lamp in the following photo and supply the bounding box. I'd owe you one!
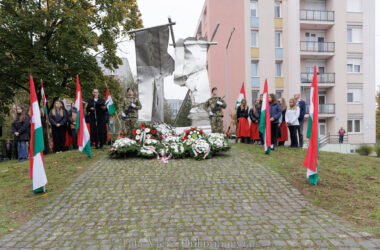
[225,27,235,131]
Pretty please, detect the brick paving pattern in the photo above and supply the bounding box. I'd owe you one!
[1,148,379,249]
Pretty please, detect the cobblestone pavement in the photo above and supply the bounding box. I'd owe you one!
[1,148,379,249]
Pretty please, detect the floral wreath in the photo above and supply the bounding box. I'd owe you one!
[182,127,205,140]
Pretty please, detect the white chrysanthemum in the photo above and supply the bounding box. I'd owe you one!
[145,128,151,133]
[135,135,140,140]
[136,130,141,135]
[146,134,151,139]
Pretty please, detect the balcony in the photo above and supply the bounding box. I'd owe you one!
[300,9,335,22]
[301,73,335,88]
[306,104,335,117]
[300,41,335,59]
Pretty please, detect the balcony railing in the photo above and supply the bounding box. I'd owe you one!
[300,9,335,22]
[300,41,335,53]
[301,73,335,84]
[306,104,335,114]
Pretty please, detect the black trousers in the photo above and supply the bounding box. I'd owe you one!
[52,126,66,152]
[288,126,299,148]
[296,121,304,147]
[271,123,278,147]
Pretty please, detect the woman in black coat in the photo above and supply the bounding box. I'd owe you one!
[86,89,108,149]
[49,100,68,153]
[11,105,30,162]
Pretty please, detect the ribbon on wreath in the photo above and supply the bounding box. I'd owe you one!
[191,144,211,159]
[139,129,146,144]
[142,145,172,164]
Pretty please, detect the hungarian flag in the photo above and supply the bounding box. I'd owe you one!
[41,80,48,120]
[30,76,48,193]
[235,83,246,110]
[75,75,91,158]
[259,79,271,154]
[303,66,319,185]
[105,86,116,115]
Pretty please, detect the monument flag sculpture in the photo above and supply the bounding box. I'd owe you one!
[131,24,175,122]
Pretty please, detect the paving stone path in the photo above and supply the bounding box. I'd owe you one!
[1,148,379,249]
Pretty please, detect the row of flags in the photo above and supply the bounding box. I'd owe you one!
[235,66,319,185]
[30,75,116,193]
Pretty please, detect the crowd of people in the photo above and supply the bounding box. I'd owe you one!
[236,93,307,150]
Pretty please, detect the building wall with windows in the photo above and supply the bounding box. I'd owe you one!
[195,0,376,143]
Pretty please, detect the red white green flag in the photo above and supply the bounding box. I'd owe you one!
[40,80,48,120]
[105,86,116,115]
[75,75,91,158]
[303,66,319,185]
[235,82,246,110]
[30,75,48,193]
[259,79,271,154]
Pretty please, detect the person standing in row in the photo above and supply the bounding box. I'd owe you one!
[237,99,250,143]
[122,88,142,137]
[49,100,68,153]
[294,93,306,148]
[338,127,346,143]
[68,102,78,149]
[268,94,282,150]
[249,99,260,144]
[286,98,300,148]
[277,97,288,146]
[204,87,226,133]
[12,105,30,162]
[86,89,108,149]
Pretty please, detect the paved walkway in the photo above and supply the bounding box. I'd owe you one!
[1,148,379,249]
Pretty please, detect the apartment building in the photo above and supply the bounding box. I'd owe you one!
[195,0,376,144]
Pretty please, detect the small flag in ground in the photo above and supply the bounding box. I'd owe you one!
[41,80,48,119]
[75,75,91,158]
[259,79,271,154]
[105,86,116,115]
[235,82,246,110]
[30,76,48,193]
[303,66,319,185]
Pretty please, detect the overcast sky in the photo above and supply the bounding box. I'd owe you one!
[119,0,380,99]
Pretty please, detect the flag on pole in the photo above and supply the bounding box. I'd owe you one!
[41,80,48,121]
[75,75,91,158]
[105,86,116,115]
[235,83,246,110]
[259,79,271,154]
[30,76,48,193]
[303,66,319,185]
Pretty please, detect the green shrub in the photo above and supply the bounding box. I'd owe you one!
[374,145,380,157]
[356,145,373,156]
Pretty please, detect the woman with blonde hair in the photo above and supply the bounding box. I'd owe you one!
[49,100,67,152]
[277,97,289,146]
[237,98,250,143]
[285,98,300,148]
[11,105,30,162]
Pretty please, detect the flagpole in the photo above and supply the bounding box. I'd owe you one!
[128,22,176,34]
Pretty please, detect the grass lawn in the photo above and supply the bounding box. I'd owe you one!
[0,148,107,237]
[235,143,380,236]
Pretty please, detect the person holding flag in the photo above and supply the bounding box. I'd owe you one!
[303,66,319,185]
[29,75,48,193]
[105,85,116,142]
[268,94,282,150]
[75,75,92,157]
[259,80,271,154]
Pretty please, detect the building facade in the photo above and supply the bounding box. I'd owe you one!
[196,0,376,144]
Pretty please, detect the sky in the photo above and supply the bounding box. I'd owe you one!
[119,0,380,99]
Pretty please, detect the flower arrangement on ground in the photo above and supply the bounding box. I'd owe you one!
[109,123,230,162]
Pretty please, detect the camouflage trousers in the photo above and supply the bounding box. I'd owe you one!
[124,118,137,137]
[210,116,224,134]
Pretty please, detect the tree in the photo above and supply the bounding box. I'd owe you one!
[376,89,380,141]
[0,0,142,117]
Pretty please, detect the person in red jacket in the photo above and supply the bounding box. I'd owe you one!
[338,127,346,143]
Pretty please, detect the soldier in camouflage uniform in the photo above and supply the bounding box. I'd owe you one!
[203,87,226,133]
[122,88,142,137]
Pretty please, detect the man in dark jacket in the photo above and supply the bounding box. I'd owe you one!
[86,89,108,149]
[294,93,306,148]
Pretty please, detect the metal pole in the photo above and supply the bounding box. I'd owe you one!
[225,28,235,131]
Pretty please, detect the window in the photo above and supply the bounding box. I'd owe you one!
[251,61,258,76]
[347,0,362,12]
[347,26,362,43]
[251,31,258,47]
[274,2,281,18]
[250,1,257,17]
[252,90,259,105]
[347,119,361,133]
[275,62,282,77]
[276,90,283,99]
[275,32,282,48]
[347,58,361,73]
[347,88,362,104]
